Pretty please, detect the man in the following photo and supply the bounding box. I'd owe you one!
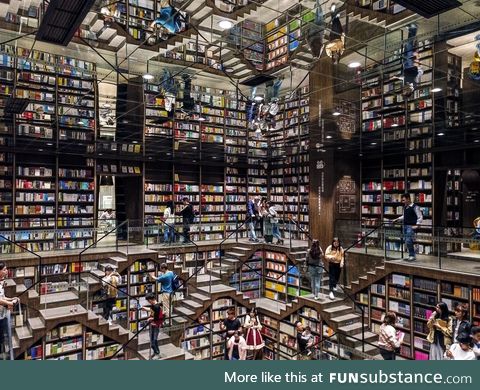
[401,24,423,97]
[141,293,164,360]
[295,321,310,360]
[102,265,120,325]
[394,193,423,261]
[220,308,242,360]
[247,196,259,242]
[151,263,174,326]
[0,262,18,360]
[179,197,195,244]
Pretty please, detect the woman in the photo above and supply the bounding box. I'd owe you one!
[267,201,283,245]
[244,308,264,360]
[427,302,453,360]
[324,237,344,300]
[452,303,471,343]
[163,200,175,244]
[227,331,247,361]
[306,240,323,300]
[378,312,404,360]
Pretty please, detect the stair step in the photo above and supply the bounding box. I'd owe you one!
[27,317,44,332]
[231,246,251,252]
[366,271,377,276]
[15,326,32,340]
[139,343,185,360]
[225,251,245,258]
[40,291,79,305]
[359,276,368,281]
[198,284,236,294]
[338,322,366,335]
[353,342,378,354]
[28,290,39,299]
[182,299,203,310]
[109,256,127,264]
[330,313,360,325]
[323,305,353,316]
[12,335,19,350]
[138,330,171,348]
[190,292,210,303]
[40,305,87,321]
[81,275,101,285]
[15,284,26,294]
[174,306,196,317]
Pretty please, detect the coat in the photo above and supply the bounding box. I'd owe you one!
[427,315,453,349]
[227,335,247,360]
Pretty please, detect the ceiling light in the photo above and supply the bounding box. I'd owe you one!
[198,116,206,122]
[474,139,479,143]
[254,96,264,102]
[132,141,138,144]
[143,73,154,81]
[38,149,43,152]
[46,143,53,146]
[218,20,233,30]
[392,123,399,127]
[166,153,171,156]
[326,135,333,139]
[332,111,341,116]
[371,142,377,145]
[437,132,445,136]
[431,87,442,93]
[192,146,197,150]
[212,156,217,159]
[348,61,361,69]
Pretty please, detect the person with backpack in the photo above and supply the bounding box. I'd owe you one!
[151,263,175,326]
[141,293,164,360]
[179,197,195,244]
[394,193,423,262]
[306,240,324,300]
[102,265,120,325]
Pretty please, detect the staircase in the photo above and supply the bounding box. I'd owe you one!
[345,0,415,28]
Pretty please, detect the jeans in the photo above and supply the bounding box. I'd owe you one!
[248,221,257,240]
[103,297,116,320]
[164,224,175,243]
[379,348,396,360]
[404,225,416,258]
[308,265,323,297]
[150,325,160,355]
[272,224,281,241]
[328,263,341,291]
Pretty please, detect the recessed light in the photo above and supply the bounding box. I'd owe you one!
[431,87,442,93]
[337,147,342,150]
[148,157,152,160]
[391,123,399,127]
[437,132,445,136]
[212,156,217,159]
[46,143,53,146]
[348,61,361,68]
[132,141,138,144]
[371,142,377,145]
[192,146,197,150]
[38,149,43,152]
[198,117,206,122]
[475,139,480,143]
[98,153,103,156]
[166,153,171,156]
[193,160,197,163]
[143,73,154,81]
[332,111,341,116]
[218,20,233,30]
[326,135,333,139]
[254,96,264,102]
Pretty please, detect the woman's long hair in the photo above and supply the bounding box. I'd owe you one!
[330,237,342,251]
[310,239,321,259]
[436,302,450,320]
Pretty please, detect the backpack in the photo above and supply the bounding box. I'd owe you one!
[171,272,182,292]
[107,274,119,298]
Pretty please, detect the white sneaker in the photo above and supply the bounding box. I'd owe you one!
[333,287,337,292]
[314,295,319,300]
[329,291,335,300]
[107,320,112,326]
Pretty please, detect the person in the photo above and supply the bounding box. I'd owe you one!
[427,302,453,360]
[324,237,344,300]
[0,262,18,360]
[301,326,315,357]
[306,240,324,300]
[471,326,480,359]
[101,265,120,325]
[401,23,423,97]
[444,333,476,360]
[267,201,283,244]
[99,208,115,232]
[220,308,242,360]
[295,321,310,360]
[163,200,175,245]
[394,193,423,261]
[247,196,259,242]
[325,3,345,64]
[179,197,194,244]
[263,200,273,243]
[378,311,404,360]
[150,3,183,35]
[304,0,325,59]
[452,303,471,343]
[150,263,175,326]
[244,308,264,360]
[227,331,247,360]
[141,292,164,360]
[256,197,267,239]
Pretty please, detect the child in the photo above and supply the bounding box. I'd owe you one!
[141,293,164,360]
[301,326,314,356]
[445,333,476,360]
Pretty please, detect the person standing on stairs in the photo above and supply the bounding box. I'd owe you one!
[247,196,260,242]
[151,263,175,327]
[324,237,344,300]
[179,197,195,244]
[163,200,176,245]
[0,262,18,360]
[394,193,423,262]
[102,265,120,325]
[141,293,164,360]
[378,312,404,360]
[220,308,242,360]
[306,240,324,300]
[267,201,283,245]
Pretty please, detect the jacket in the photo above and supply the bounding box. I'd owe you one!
[452,319,471,343]
[306,249,323,267]
[163,206,175,225]
[247,200,257,218]
[427,315,453,349]
[325,245,344,266]
[378,324,401,351]
[227,335,247,360]
[102,272,120,298]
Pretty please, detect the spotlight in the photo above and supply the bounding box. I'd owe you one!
[437,132,445,136]
[218,20,233,30]
[431,87,442,93]
[254,96,264,102]
[348,61,361,69]
[143,73,154,81]
[332,111,341,116]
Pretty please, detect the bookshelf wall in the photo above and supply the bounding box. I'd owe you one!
[355,272,480,360]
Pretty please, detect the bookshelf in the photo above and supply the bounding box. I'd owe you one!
[229,250,263,299]
[181,297,248,360]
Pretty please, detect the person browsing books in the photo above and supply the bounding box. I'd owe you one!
[378,311,404,360]
[427,302,453,360]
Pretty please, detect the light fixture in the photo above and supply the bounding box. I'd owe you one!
[348,61,361,69]
[326,135,333,139]
[46,143,53,146]
[431,87,442,93]
[192,146,197,150]
[254,96,264,102]
[77,119,84,125]
[212,156,217,159]
[143,73,154,81]
[392,123,399,127]
[371,142,377,145]
[198,116,206,122]
[437,132,445,136]
[132,141,138,144]
[475,139,480,143]
[166,152,171,156]
[332,111,341,116]
[218,20,233,30]
[38,148,43,152]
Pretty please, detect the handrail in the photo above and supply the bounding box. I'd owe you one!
[343,222,388,253]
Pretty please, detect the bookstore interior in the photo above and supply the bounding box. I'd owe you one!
[1,0,480,362]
